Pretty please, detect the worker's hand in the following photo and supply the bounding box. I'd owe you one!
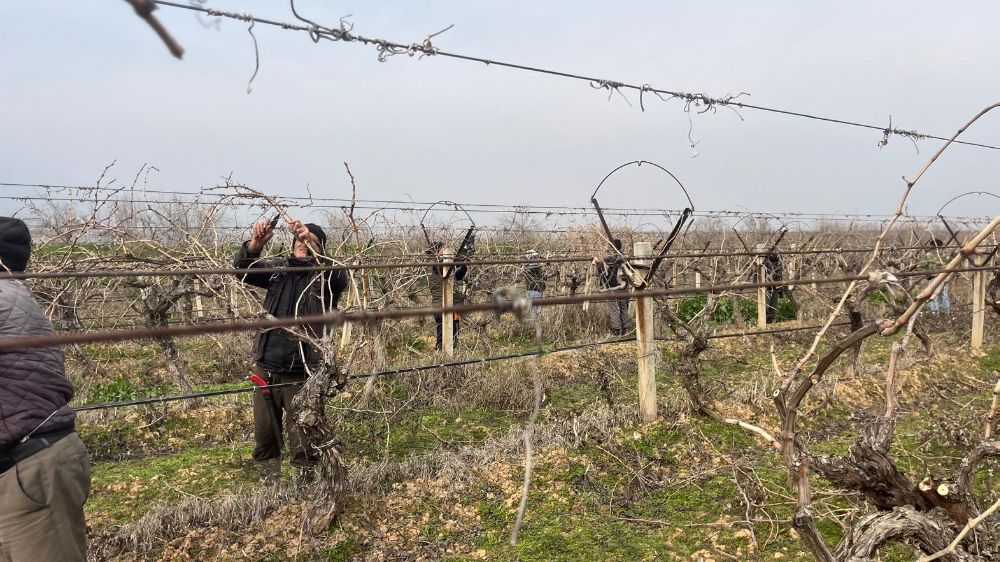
[288,219,312,243]
[288,219,320,257]
[247,220,275,253]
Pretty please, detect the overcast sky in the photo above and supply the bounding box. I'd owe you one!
[2,1,999,223]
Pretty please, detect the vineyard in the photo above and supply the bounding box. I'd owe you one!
[0,153,993,562]
[4,2,1000,562]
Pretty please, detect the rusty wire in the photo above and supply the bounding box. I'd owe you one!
[71,319,856,412]
[73,336,633,411]
[4,184,995,225]
[149,0,1000,151]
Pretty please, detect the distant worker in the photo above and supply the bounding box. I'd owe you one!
[233,217,348,477]
[596,238,633,336]
[763,251,787,323]
[428,241,471,351]
[0,217,91,561]
[523,250,546,319]
[925,238,952,314]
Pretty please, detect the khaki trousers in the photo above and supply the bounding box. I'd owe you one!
[0,433,91,562]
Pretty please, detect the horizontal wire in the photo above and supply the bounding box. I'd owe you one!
[73,336,634,411]
[73,381,302,412]
[5,194,666,218]
[65,297,984,332]
[18,243,968,277]
[60,304,985,333]
[5,264,997,352]
[4,184,994,223]
[151,0,1000,151]
[8,244,975,281]
[72,318,873,412]
[61,296,984,323]
[79,311,955,412]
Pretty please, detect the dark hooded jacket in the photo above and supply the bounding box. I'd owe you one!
[234,242,349,373]
[597,252,625,289]
[764,252,783,282]
[0,279,75,448]
[429,261,468,306]
[524,263,546,293]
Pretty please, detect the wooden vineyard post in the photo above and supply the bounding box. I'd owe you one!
[192,279,204,319]
[694,269,702,288]
[633,242,657,422]
[756,243,767,328]
[972,253,986,351]
[442,249,455,358]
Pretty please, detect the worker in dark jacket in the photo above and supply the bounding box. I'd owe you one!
[0,217,90,561]
[427,242,469,351]
[763,251,786,323]
[596,239,632,336]
[234,218,348,474]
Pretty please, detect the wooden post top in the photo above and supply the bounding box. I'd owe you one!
[631,241,655,287]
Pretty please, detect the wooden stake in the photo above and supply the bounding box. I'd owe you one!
[972,254,986,351]
[442,249,455,357]
[192,279,204,319]
[756,244,767,328]
[634,242,657,422]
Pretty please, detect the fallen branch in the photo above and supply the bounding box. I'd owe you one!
[725,418,781,451]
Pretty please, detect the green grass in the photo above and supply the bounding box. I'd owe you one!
[323,538,361,561]
[88,443,253,524]
[345,403,520,461]
[85,375,170,405]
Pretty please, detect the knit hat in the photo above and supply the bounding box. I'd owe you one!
[0,217,31,272]
[304,223,327,247]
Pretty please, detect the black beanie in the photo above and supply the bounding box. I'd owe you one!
[0,217,31,272]
[305,223,327,247]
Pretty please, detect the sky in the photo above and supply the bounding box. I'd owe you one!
[2,1,1000,224]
